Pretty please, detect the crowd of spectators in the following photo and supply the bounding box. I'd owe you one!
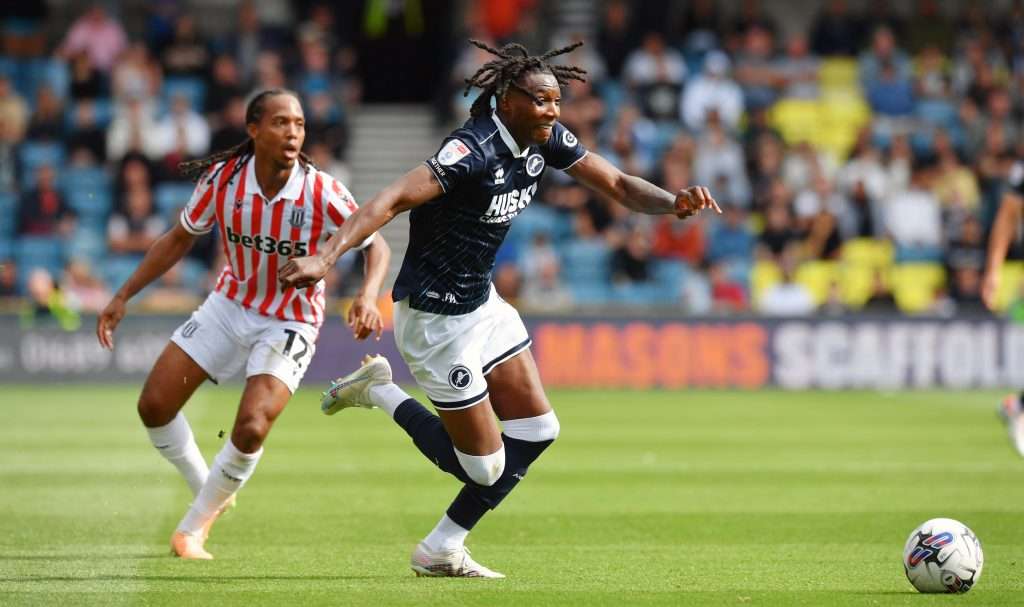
[470,0,1024,317]
[4,1,1024,321]
[0,2,361,323]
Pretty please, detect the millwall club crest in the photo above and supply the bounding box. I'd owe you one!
[526,154,545,177]
[289,205,306,228]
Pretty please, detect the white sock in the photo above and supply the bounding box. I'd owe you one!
[369,383,412,417]
[145,413,209,497]
[423,514,469,552]
[177,440,262,535]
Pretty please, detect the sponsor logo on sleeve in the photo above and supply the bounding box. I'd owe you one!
[562,129,578,147]
[438,139,471,166]
[526,154,545,177]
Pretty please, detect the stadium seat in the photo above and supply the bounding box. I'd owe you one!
[991,261,1024,312]
[163,77,207,112]
[505,204,560,247]
[15,236,65,280]
[102,256,144,291]
[155,182,197,217]
[890,263,946,313]
[841,238,894,268]
[819,58,859,90]
[66,225,106,264]
[63,167,113,220]
[769,98,821,145]
[23,58,70,100]
[18,142,66,184]
[0,192,16,241]
[560,240,612,305]
[612,281,663,306]
[794,260,838,305]
[751,259,782,305]
[652,259,689,304]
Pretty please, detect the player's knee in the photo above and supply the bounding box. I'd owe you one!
[502,411,560,443]
[232,415,271,452]
[454,445,505,486]
[137,389,174,427]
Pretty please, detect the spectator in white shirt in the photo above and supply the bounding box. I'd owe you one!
[681,50,744,133]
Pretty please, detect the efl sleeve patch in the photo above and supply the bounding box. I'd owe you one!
[425,134,483,193]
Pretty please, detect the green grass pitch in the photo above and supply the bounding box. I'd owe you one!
[2,385,1023,606]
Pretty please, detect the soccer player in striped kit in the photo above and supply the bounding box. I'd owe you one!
[280,41,718,577]
[96,89,390,559]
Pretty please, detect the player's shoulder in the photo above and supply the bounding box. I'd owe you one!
[444,114,499,156]
[546,121,581,150]
[312,168,355,202]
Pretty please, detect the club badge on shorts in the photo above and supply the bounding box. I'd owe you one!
[181,319,200,338]
[448,365,473,390]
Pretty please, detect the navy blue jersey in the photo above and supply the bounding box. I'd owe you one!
[392,112,588,315]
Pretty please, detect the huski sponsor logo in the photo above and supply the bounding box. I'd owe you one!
[481,183,537,223]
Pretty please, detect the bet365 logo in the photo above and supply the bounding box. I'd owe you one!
[226,226,308,256]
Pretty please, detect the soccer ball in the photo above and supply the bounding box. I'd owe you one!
[903,518,983,593]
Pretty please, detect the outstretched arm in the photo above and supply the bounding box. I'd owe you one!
[983,190,1023,310]
[347,236,391,340]
[566,152,720,217]
[278,165,443,290]
[97,222,197,349]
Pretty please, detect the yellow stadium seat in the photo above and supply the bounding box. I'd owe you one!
[794,260,839,305]
[751,259,782,305]
[769,99,821,145]
[819,58,860,89]
[839,263,875,308]
[890,263,946,313]
[841,238,894,268]
[993,261,1024,311]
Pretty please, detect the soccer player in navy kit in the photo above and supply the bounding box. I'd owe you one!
[983,160,1024,457]
[279,41,719,577]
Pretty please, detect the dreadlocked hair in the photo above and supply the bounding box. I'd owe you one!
[178,88,316,184]
[463,39,588,118]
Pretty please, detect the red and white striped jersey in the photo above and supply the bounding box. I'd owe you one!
[179,156,373,328]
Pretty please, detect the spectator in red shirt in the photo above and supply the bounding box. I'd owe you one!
[16,164,74,237]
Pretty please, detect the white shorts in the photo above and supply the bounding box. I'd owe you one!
[394,285,531,410]
[170,292,318,394]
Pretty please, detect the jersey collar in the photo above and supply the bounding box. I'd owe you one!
[492,112,530,159]
[243,156,305,203]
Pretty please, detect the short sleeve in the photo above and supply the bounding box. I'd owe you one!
[324,175,374,250]
[423,135,485,193]
[179,167,219,235]
[542,122,588,171]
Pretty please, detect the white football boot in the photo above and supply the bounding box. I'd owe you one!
[410,542,505,578]
[998,394,1024,457]
[320,355,392,415]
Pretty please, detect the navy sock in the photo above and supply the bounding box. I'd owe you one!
[392,398,473,485]
[445,435,554,530]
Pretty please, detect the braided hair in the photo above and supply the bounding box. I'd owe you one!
[178,88,315,184]
[463,39,588,118]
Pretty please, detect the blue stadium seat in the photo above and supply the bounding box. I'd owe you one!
[163,77,207,112]
[0,236,11,262]
[155,182,196,217]
[0,192,16,240]
[505,204,560,247]
[66,225,107,264]
[15,236,65,279]
[19,141,66,185]
[560,240,612,305]
[652,259,690,304]
[102,256,144,290]
[612,282,663,306]
[63,167,113,220]
[65,98,115,131]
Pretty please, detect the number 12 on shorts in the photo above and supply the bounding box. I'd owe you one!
[282,328,313,369]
